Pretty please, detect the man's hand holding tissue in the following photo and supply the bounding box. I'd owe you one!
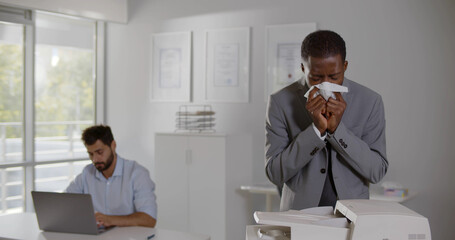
[306,87,346,135]
[326,92,346,133]
[306,87,327,135]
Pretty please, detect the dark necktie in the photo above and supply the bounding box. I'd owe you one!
[318,142,338,207]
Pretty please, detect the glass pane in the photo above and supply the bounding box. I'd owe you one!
[34,13,96,162]
[0,167,24,214]
[34,160,90,192]
[0,22,24,163]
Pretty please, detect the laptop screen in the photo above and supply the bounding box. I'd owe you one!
[31,191,101,235]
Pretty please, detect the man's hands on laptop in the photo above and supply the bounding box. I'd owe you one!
[94,211,156,228]
[95,212,113,227]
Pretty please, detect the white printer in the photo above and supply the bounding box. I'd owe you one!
[246,199,431,240]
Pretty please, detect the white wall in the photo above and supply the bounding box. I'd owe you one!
[0,0,128,23]
[106,0,455,239]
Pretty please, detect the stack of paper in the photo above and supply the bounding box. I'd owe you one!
[381,182,408,197]
[175,105,216,132]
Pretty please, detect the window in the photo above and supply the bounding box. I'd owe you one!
[34,12,95,164]
[0,6,104,214]
[0,20,24,163]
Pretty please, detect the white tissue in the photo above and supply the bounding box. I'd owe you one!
[304,82,348,101]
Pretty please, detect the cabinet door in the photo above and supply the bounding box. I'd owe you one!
[155,134,189,231]
[188,136,226,240]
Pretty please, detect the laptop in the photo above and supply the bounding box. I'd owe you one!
[31,191,112,235]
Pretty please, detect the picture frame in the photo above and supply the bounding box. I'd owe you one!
[150,31,192,102]
[204,27,250,102]
[265,23,317,101]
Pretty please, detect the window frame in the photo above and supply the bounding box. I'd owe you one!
[0,5,105,213]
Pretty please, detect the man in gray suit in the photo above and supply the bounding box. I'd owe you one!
[265,30,388,210]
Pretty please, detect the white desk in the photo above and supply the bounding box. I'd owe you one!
[240,184,415,212]
[0,213,210,240]
[240,185,278,212]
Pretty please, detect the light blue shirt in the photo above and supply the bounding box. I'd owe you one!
[66,155,157,219]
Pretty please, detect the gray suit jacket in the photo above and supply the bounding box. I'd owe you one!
[265,78,388,210]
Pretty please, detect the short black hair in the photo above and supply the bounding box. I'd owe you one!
[301,30,346,62]
[81,125,114,146]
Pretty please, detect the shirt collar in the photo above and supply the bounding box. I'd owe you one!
[112,154,124,177]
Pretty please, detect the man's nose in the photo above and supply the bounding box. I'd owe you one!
[93,154,102,162]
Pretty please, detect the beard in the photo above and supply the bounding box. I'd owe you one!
[94,148,114,172]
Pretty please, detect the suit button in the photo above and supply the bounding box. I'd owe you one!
[310,147,319,156]
[320,168,326,174]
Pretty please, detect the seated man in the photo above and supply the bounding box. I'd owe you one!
[66,125,157,227]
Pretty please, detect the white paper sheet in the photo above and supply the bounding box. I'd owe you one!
[214,43,239,87]
[277,43,301,85]
[159,48,182,88]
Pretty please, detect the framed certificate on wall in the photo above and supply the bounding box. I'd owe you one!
[204,27,250,102]
[150,31,192,102]
[265,23,317,101]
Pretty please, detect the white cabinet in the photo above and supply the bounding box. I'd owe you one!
[155,133,251,240]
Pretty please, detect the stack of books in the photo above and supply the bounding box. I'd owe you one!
[176,105,215,132]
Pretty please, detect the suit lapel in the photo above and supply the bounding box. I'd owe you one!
[340,78,352,122]
[295,81,313,124]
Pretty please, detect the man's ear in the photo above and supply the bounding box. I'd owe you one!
[111,140,117,152]
[344,60,348,71]
[301,63,305,73]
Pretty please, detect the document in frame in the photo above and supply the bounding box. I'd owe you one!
[213,43,239,87]
[277,43,301,85]
[159,48,182,88]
